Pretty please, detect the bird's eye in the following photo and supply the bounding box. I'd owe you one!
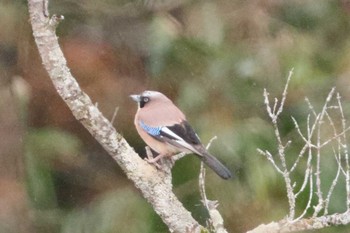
[139,96,150,108]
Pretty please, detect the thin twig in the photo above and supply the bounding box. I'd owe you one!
[324,148,342,215]
[257,149,283,174]
[293,167,313,222]
[313,88,336,216]
[290,114,319,173]
[290,144,309,173]
[275,68,294,118]
[110,106,119,125]
[305,97,317,118]
[199,136,218,211]
[337,93,350,210]
[198,136,228,233]
[199,162,208,209]
[261,69,296,220]
[319,127,350,148]
[264,88,274,121]
[291,116,314,147]
[253,73,350,231]
[295,166,311,198]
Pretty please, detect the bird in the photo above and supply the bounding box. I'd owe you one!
[130,90,232,179]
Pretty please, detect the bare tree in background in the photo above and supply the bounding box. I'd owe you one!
[27,0,350,232]
[250,70,350,233]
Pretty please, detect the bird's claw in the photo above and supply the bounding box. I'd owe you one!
[144,157,162,169]
[145,146,163,169]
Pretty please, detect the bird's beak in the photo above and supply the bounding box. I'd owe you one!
[130,94,141,102]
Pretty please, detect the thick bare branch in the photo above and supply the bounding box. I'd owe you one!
[27,0,206,232]
[247,211,350,233]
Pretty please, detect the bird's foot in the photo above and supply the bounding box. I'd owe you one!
[145,146,163,169]
[145,157,163,169]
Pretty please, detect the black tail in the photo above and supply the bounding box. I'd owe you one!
[198,151,232,179]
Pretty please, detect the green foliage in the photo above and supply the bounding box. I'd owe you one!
[25,128,81,209]
[61,190,152,233]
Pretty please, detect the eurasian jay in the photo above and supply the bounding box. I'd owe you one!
[130,90,232,179]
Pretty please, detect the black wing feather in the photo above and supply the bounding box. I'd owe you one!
[161,121,201,145]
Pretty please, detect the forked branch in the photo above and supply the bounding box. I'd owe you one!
[252,70,350,232]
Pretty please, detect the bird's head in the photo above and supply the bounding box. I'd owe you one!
[130,90,171,109]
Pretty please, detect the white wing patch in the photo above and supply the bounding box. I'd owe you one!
[160,126,202,155]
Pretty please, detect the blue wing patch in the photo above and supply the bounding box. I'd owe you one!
[139,121,162,136]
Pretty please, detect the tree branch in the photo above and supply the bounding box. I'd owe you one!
[252,72,350,232]
[27,0,207,232]
[247,211,350,233]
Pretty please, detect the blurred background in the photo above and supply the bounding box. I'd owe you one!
[2,0,350,232]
